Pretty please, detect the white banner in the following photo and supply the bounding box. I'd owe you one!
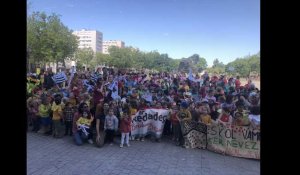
[207,123,260,159]
[131,108,170,138]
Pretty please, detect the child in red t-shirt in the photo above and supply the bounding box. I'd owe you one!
[217,107,233,125]
[120,111,131,148]
[170,104,180,144]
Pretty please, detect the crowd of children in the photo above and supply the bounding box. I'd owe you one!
[27,66,260,148]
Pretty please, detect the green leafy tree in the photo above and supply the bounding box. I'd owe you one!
[91,52,112,68]
[108,46,134,68]
[46,14,79,67]
[196,57,208,72]
[207,58,225,74]
[143,51,162,70]
[225,52,260,77]
[27,11,78,70]
[75,48,94,70]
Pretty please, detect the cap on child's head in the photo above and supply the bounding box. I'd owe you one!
[222,106,231,113]
[249,92,257,97]
[184,92,192,96]
[201,99,209,104]
[180,101,189,108]
[54,93,61,98]
[236,100,244,107]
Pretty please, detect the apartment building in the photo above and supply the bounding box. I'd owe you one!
[102,40,125,54]
[72,29,103,53]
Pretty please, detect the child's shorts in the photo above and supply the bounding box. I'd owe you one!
[41,117,51,125]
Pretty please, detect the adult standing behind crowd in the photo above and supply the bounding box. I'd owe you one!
[95,101,109,147]
[43,68,55,90]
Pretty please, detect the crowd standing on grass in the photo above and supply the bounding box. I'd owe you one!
[27,66,260,148]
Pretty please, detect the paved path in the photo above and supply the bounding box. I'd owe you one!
[27,132,259,175]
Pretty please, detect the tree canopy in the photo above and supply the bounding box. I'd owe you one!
[225,53,260,77]
[27,11,259,77]
[27,11,78,69]
[74,48,94,69]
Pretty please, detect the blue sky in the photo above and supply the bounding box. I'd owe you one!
[28,0,260,67]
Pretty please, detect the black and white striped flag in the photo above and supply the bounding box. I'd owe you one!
[83,79,94,92]
[91,73,100,82]
[52,72,67,84]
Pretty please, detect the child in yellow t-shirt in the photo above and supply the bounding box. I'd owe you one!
[38,98,51,134]
[199,105,212,125]
[76,116,93,127]
[76,110,94,140]
[51,94,64,138]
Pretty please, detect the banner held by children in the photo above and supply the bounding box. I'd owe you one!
[207,123,260,159]
[131,108,170,138]
[181,121,207,149]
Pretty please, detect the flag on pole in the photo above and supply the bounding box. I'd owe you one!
[142,93,152,102]
[83,79,96,93]
[52,72,67,84]
[91,73,100,82]
[188,68,195,81]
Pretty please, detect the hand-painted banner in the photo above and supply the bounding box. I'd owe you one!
[130,109,260,159]
[207,123,260,159]
[131,108,169,138]
[181,120,207,149]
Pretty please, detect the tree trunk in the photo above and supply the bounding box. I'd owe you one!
[63,59,66,68]
[27,58,31,73]
[56,61,59,72]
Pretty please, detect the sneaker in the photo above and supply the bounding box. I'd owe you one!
[109,143,113,146]
[88,139,94,144]
[141,138,145,142]
[126,143,130,147]
[120,144,123,148]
